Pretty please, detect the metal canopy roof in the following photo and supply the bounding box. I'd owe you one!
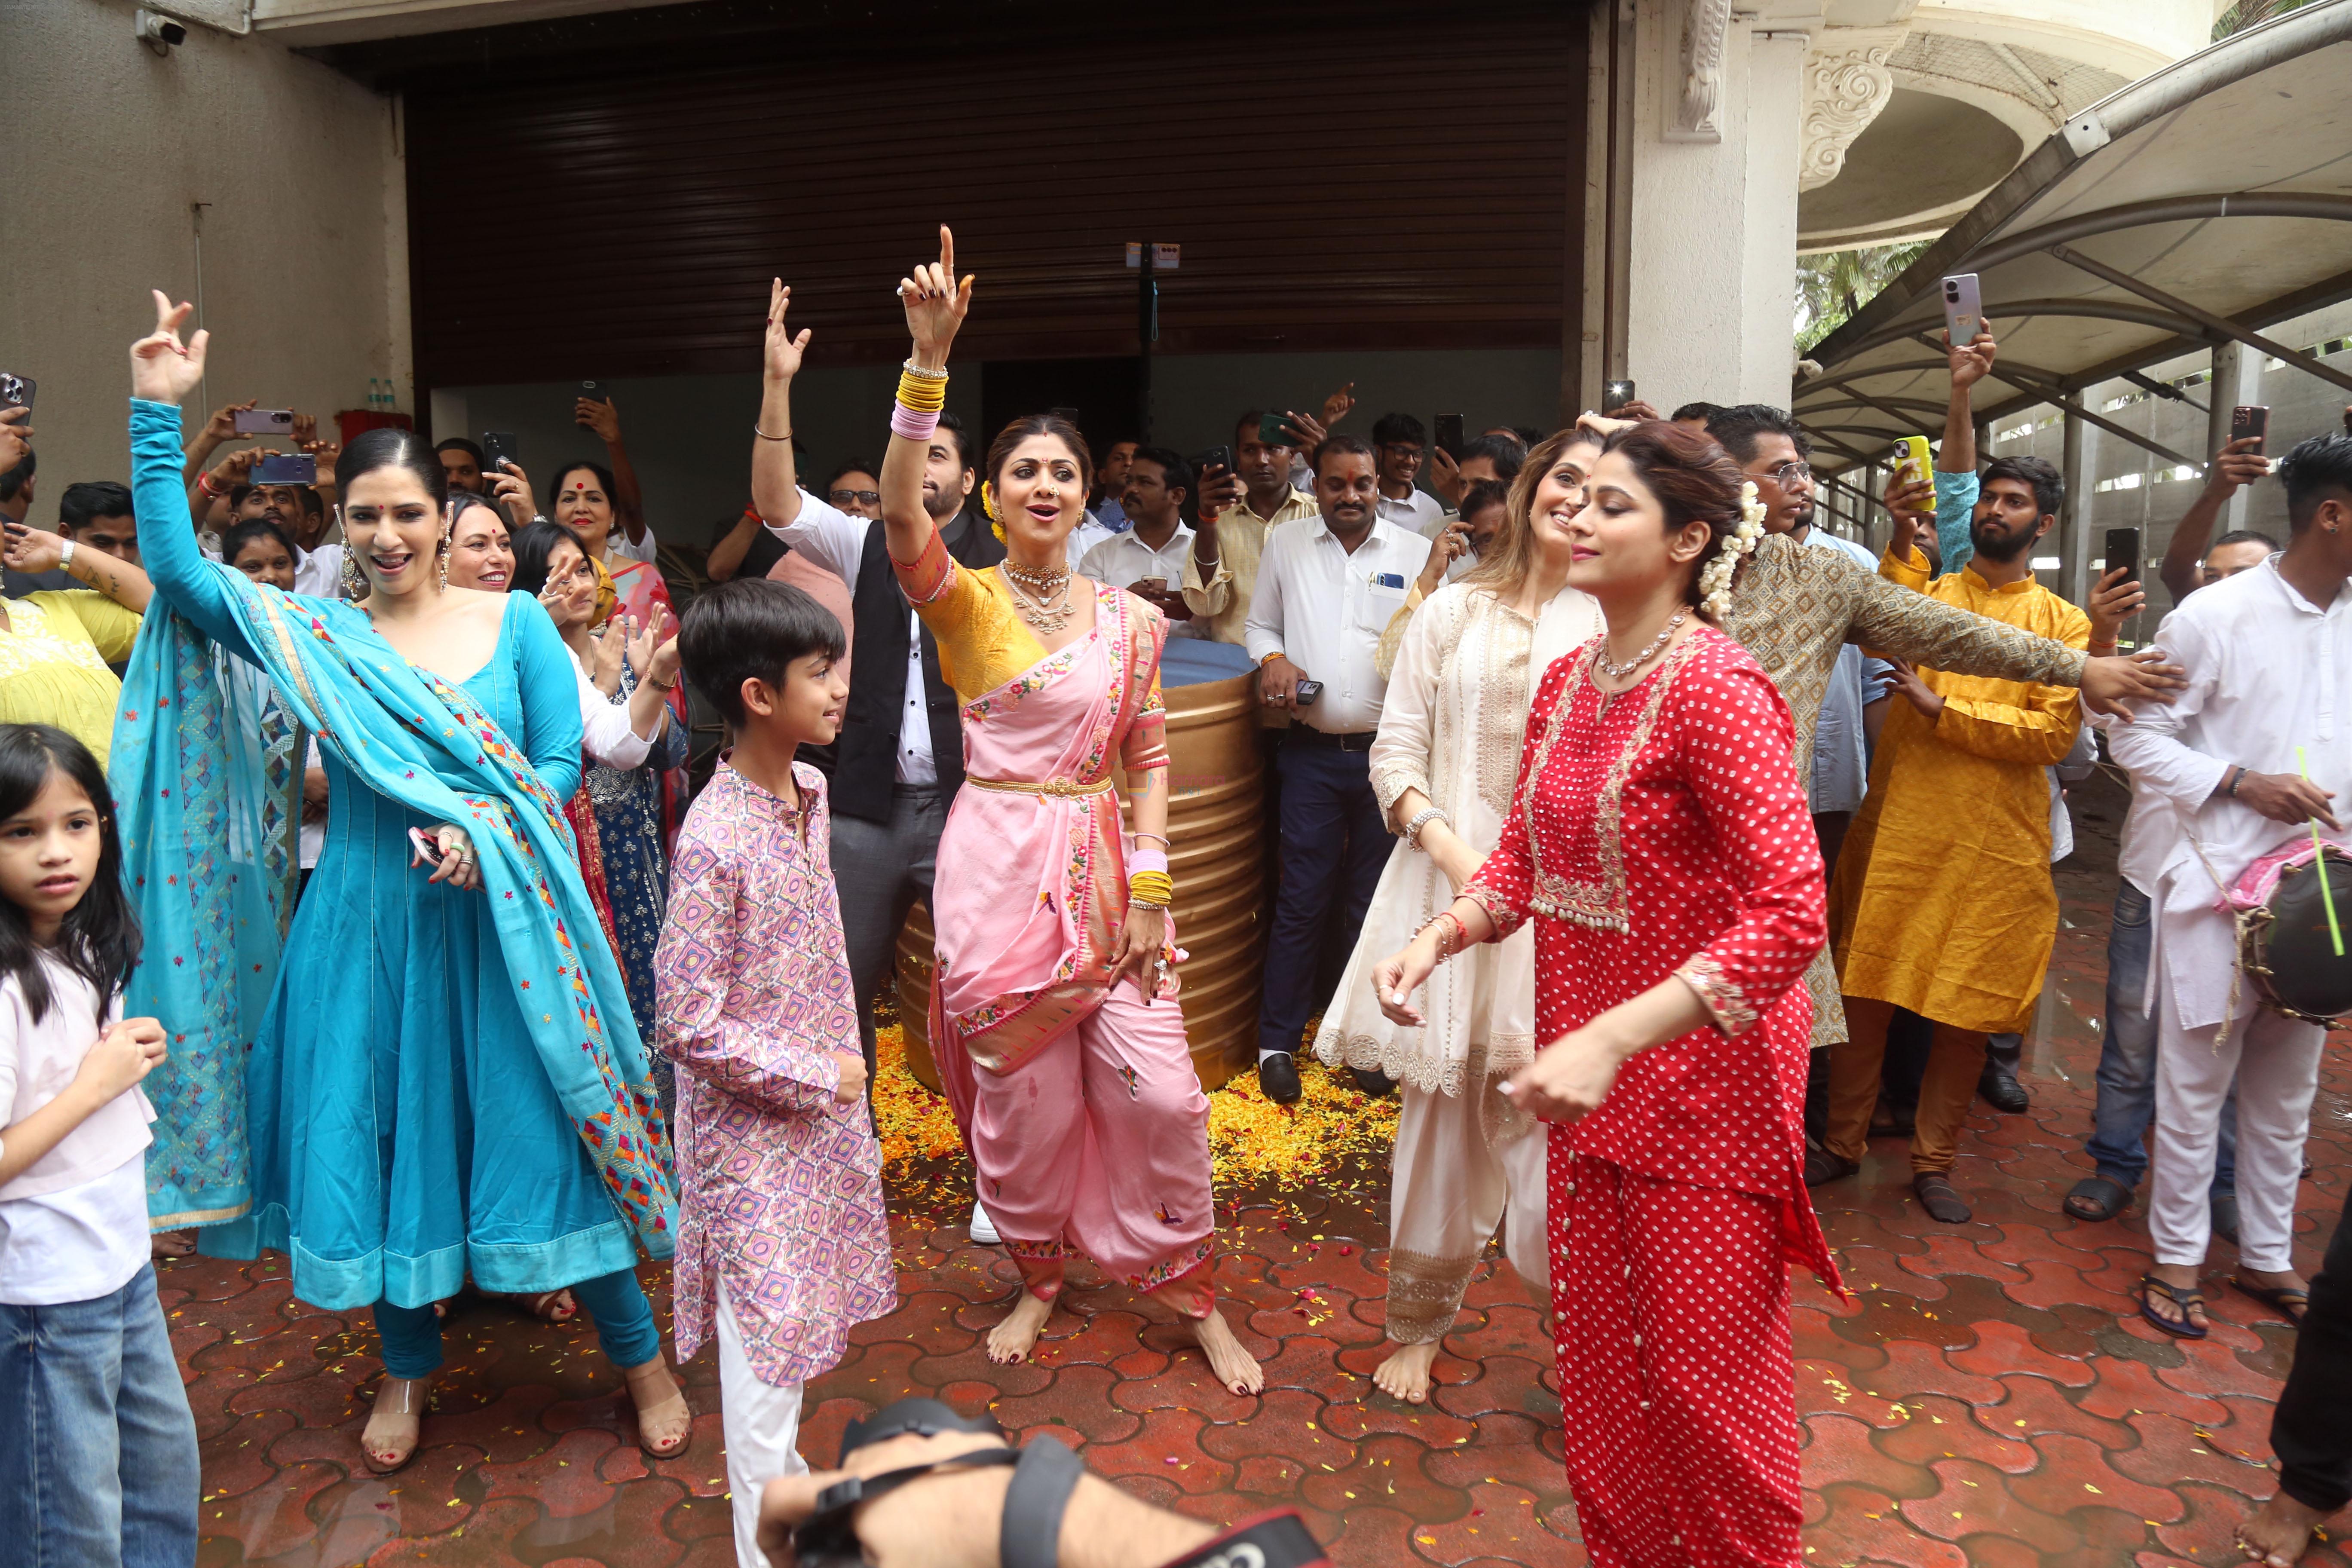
[1795,0,2352,477]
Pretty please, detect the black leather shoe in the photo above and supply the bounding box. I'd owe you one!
[1259,1052,1303,1105]
[1978,1065,2030,1115]
[1348,1066,1394,1098]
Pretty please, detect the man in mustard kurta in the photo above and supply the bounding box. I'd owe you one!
[1822,454,2089,1224]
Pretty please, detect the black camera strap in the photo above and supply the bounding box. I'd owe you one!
[1161,1511,1331,1568]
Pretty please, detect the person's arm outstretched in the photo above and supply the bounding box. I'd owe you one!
[126,290,260,661]
[880,227,975,570]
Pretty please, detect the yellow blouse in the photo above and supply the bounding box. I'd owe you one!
[0,592,142,766]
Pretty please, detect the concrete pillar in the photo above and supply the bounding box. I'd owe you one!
[1624,0,1820,408]
[2059,410,2099,606]
[2205,339,2264,533]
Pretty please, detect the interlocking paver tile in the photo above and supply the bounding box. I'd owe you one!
[2009,1431,2185,1524]
[1801,1413,1939,1499]
[1874,1393,2039,1473]
[1952,1319,2097,1388]
[1972,1373,2136,1450]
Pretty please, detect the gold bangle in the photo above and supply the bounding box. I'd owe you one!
[754,424,793,441]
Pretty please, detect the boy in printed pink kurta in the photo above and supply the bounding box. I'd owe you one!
[655,578,892,1568]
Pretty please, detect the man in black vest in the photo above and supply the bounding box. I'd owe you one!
[750,409,1004,1082]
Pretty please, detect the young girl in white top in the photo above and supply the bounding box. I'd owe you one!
[0,722,199,1567]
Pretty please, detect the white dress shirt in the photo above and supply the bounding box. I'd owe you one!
[1244,514,1432,735]
[1064,516,1116,573]
[2104,557,2352,1029]
[1082,522,1202,640]
[294,543,345,599]
[766,493,939,785]
[1377,487,1449,536]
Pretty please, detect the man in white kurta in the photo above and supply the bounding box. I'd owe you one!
[2104,434,2352,1331]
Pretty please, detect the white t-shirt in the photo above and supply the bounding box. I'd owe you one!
[0,967,153,1305]
[607,525,659,565]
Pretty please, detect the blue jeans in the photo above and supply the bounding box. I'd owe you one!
[1256,741,1391,1059]
[373,1265,662,1379]
[0,1262,201,1568]
[2086,879,2236,1194]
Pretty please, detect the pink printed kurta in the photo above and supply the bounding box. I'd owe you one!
[1463,628,1835,1568]
[652,760,895,1385]
[896,534,1216,1308]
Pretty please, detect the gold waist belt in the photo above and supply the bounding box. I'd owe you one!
[965,775,1113,797]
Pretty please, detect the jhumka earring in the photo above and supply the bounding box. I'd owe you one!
[340,545,367,599]
[437,523,452,591]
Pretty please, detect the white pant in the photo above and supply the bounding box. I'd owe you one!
[1384,1079,1549,1343]
[717,1279,806,1568]
[2151,988,2323,1275]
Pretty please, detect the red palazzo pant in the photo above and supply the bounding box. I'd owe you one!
[1554,1149,1802,1568]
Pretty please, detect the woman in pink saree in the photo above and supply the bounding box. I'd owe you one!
[749,232,1262,1392]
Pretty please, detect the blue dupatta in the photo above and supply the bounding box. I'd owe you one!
[112,561,676,1256]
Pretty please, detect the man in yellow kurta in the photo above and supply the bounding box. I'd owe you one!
[1822,454,2089,1224]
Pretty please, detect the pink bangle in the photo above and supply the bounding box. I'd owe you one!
[891,402,940,442]
[1129,848,1170,876]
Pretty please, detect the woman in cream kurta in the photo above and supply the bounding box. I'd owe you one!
[1314,429,1605,1402]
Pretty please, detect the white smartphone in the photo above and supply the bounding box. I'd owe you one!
[1942,273,1984,346]
[406,827,443,864]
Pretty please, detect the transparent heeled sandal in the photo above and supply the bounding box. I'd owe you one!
[624,1360,692,1458]
[361,1376,429,1475]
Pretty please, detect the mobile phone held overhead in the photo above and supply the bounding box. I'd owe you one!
[1942,273,1984,346]
[235,407,295,436]
[253,453,316,486]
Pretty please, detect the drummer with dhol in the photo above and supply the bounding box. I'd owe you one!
[2105,429,2352,1340]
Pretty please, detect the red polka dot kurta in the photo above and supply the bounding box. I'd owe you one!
[1464,628,1840,1568]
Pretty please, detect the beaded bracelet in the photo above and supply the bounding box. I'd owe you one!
[900,357,950,381]
[1402,805,1448,849]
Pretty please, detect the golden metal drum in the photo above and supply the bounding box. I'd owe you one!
[895,639,1267,1092]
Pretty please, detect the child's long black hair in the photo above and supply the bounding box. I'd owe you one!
[0,724,140,1026]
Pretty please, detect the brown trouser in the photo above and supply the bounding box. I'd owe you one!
[1826,995,1988,1174]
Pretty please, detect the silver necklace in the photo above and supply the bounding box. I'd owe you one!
[998,561,1076,634]
[1593,609,1685,681]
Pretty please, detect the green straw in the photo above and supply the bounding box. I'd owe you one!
[2295,746,2343,957]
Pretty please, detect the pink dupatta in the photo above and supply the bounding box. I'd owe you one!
[920,576,1171,1076]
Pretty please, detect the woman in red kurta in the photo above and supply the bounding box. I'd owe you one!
[1378,423,1838,1568]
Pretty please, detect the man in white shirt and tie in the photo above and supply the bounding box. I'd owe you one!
[1245,434,1432,1103]
[2106,431,2352,1341]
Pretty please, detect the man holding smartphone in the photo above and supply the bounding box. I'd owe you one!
[1181,410,1320,648]
[1242,435,1431,1102]
[1077,447,1196,634]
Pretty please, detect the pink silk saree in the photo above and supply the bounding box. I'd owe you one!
[922,576,1173,1076]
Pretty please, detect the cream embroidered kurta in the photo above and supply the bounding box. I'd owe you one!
[1314,580,1605,1100]
[1828,550,2089,1035]
[1720,532,2092,1048]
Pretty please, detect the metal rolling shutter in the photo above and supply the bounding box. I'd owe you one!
[399,4,1585,388]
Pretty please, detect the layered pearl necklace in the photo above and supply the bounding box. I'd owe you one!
[998,559,1076,634]
[1593,609,1685,681]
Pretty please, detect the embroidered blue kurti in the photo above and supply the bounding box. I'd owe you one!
[128,399,662,1311]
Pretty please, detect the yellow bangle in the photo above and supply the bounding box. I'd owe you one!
[896,370,948,412]
[1127,870,1174,907]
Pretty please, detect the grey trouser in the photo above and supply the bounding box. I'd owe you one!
[830,784,948,1080]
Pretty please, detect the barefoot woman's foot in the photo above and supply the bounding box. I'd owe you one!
[1372,1340,1441,1404]
[482,1288,578,1323]
[986,1291,1054,1366]
[623,1357,692,1458]
[150,1229,197,1259]
[1187,1308,1264,1396]
[2236,1489,2330,1567]
[361,1375,430,1474]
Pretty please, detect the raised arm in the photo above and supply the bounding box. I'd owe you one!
[749,280,816,534]
[880,227,974,570]
[2158,437,2270,602]
[126,291,258,659]
[578,397,649,548]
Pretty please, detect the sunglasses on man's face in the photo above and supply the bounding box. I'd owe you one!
[830,488,882,506]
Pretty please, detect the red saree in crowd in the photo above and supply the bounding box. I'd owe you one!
[1463,626,1837,1568]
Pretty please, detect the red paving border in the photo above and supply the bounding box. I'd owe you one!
[178,770,2349,1566]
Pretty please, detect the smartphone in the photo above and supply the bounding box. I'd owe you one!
[579,380,609,404]
[481,431,519,475]
[1602,380,1636,415]
[1293,679,1324,706]
[253,453,316,485]
[1895,435,1933,487]
[235,408,295,436]
[1434,413,1465,459]
[1257,411,1293,447]
[0,372,33,410]
[1191,444,1232,478]
[2230,404,2269,450]
[1138,576,1167,595]
[406,827,444,865]
[1942,273,1984,345]
[2103,526,2141,587]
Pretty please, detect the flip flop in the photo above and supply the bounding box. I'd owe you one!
[2231,1276,2309,1326]
[2138,1273,2209,1339]
[2064,1176,2132,1222]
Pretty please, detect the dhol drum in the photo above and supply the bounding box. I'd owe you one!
[2235,842,2352,1025]
[897,637,1268,1091]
